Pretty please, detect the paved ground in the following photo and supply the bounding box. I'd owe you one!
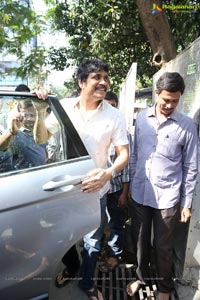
[47,225,200,300]
[47,256,200,300]
[48,277,200,300]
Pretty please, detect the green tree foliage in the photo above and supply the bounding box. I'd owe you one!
[47,0,200,92]
[47,0,156,92]
[14,47,50,81]
[164,0,200,51]
[0,0,42,57]
[1,0,199,92]
[0,0,52,83]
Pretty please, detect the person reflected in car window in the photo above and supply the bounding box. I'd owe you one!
[16,84,61,164]
[7,84,47,169]
[9,99,47,170]
[34,59,129,300]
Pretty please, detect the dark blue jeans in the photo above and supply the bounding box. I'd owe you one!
[79,193,107,291]
[106,189,124,257]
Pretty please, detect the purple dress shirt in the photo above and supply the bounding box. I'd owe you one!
[130,106,198,209]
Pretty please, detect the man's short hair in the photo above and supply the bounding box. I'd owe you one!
[105,91,119,106]
[156,72,185,95]
[77,59,109,83]
[17,100,33,110]
[15,84,30,92]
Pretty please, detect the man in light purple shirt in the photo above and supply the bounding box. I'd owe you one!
[127,72,198,300]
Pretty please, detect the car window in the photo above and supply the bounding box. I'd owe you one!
[0,92,88,174]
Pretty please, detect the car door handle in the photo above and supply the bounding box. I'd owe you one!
[43,175,84,191]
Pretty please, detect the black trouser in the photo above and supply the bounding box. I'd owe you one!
[62,245,80,276]
[129,199,179,293]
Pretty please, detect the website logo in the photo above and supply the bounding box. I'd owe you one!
[152,2,200,14]
[152,3,163,14]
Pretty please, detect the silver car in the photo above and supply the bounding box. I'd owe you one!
[0,91,100,300]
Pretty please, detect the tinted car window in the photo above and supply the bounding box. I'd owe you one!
[0,92,88,174]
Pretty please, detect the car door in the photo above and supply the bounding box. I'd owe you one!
[0,92,100,300]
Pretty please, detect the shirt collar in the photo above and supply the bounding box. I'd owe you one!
[147,105,180,122]
[73,96,104,111]
[20,127,31,132]
[167,109,180,122]
[73,96,81,108]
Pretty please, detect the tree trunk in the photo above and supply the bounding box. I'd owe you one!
[136,0,177,67]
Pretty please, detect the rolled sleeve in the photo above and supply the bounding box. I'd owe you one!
[112,113,128,147]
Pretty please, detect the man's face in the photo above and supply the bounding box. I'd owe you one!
[156,90,181,116]
[19,106,36,130]
[105,99,117,108]
[79,70,109,100]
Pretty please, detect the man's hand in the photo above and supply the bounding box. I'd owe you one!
[180,207,191,223]
[118,192,128,208]
[9,112,24,134]
[32,89,50,112]
[81,168,111,193]
[33,88,50,100]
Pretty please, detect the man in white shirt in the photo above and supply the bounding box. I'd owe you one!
[34,59,129,300]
